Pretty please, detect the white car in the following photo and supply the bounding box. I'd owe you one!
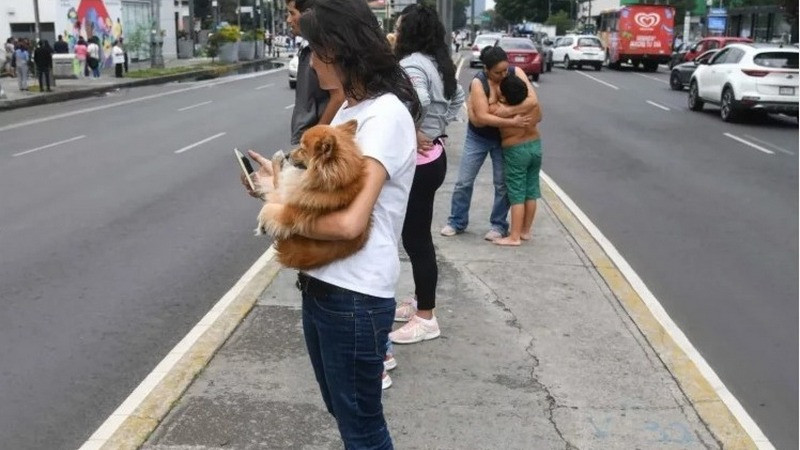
[551,35,604,71]
[688,43,799,121]
[288,52,299,89]
[469,34,503,67]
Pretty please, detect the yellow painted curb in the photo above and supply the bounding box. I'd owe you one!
[98,249,283,450]
[540,180,758,450]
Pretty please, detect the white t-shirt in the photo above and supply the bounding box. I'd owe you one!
[305,93,416,298]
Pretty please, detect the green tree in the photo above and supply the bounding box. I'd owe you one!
[484,9,510,30]
[544,10,573,35]
[495,0,548,24]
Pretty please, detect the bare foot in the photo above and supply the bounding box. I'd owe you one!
[521,233,532,241]
[494,237,521,246]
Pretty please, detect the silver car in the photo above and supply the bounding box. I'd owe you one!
[288,52,299,89]
[470,34,503,67]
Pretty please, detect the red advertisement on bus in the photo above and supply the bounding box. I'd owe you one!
[598,5,675,71]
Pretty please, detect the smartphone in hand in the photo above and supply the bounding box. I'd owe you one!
[234,148,256,191]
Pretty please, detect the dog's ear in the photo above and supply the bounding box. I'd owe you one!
[315,134,336,161]
[337,119,358,136]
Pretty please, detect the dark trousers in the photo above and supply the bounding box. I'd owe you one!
[115,63,123,78]
[299,274,394,449]
[401,151,447,311]
[38,69,50,91]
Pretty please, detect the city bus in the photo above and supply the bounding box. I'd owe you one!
[597,4,676,71]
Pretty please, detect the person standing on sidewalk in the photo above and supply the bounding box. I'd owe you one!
[74,37,88,78]
[112,40,124,77]
[53,35,69,54]
[243,0,419,446]
[87,38,101,78]
[390,4,464,348]
[34,40,53,92]
[491,72,543,246]
[3,38,16,77]
[439,46,531,241]
[285,0,344,147]
[14,42,30,91]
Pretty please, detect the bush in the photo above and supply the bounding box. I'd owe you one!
[177,29,190,40]
[242,28,265,41]
[215,25,240,43]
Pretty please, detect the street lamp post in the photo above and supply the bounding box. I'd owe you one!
[33,0,42,43]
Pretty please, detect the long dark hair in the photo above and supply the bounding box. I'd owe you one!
[394,4,457,100]
[299,0,420,121]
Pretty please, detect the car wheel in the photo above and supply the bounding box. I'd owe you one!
[643,61,658,72]
[289,80,296,89]
[688,80,704,111]
[669,72,683,91]
[546,61,553,72]
[720,87,739,122]
[532,72,539,82]
[595,64,602,71]
[564,56,572,70]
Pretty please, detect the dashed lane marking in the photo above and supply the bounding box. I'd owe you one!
[174,132,227,154]
[12,135,87,157]
[724,133,775,155]
[574,70,619,90]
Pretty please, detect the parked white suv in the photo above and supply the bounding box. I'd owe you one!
[551,35,604,71]
[688,43,799,121]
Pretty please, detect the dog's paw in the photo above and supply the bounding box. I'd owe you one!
[257,205,292,239]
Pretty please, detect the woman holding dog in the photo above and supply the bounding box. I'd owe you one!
[389,4,464,347]
[245,0,419,447]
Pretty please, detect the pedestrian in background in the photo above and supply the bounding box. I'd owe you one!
[87,38,100,78]
[33,40,53,92]
[440,45,530,241]
[54,35,69,54]
[112,40,124,77]
[74,37,88,78]
[14,41,30,91]
[284,0,344,147]
[390,3,465,353]
[3,37,17,77]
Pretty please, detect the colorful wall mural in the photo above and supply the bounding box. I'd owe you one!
[56,0,124,68]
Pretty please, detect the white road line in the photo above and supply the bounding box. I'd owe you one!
[284,103,295,109]
[743,134,794,155]
[177,100,213,111]
[540,171,776,450]
[0,66,287,133]
[255,83,274,90]
[636,73,669,84]
[174,132,226,154]
[723,133,775,155]
[79,247,277,450]
[12,135,87,157]
[574,70,619,90]
[455,56,466,80]
[646,100,670,111]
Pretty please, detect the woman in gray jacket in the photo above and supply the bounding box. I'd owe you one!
[389,4,465,348]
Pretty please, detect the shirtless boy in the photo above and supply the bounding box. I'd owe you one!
[488,73,543,246]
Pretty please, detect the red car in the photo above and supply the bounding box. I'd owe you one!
[683,37,753,62]
[498,37,543,81]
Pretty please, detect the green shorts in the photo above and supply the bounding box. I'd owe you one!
[503,139,542,205]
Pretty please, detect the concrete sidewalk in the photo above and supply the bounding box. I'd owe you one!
[0,55,288,110]
[122,115,736,449]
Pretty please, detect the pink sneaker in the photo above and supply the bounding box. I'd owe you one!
[394,298,417,323]
[389,315,440,344]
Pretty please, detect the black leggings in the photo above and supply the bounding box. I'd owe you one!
[401,151,447,311]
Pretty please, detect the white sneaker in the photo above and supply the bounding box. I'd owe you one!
[384,354,397,371]
[382,371,392,390]
[440,225,459,237]
[484,229,504,241]
[394,298,417,322]
[390,315,441,344]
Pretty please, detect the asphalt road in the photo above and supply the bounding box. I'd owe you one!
[0,68,294,449]
[455,59,797,448]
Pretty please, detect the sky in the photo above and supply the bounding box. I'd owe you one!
[485,0,495,11]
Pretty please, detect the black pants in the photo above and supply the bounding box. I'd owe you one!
[115,63,123,78]
[401,150,447,311]
[38,69,50,91]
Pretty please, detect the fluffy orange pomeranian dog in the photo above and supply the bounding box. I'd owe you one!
[255,119,370,270]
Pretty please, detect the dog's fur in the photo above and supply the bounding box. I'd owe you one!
[256,119,370,270]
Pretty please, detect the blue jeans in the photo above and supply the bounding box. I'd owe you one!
[447,128,509,234]
[300,275,395,450]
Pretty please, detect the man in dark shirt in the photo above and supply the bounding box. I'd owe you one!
[53,35,69,54]
[286,0,344,145]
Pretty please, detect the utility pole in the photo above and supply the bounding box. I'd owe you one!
[33,0,41,43]
[151,0,164,68]
[212,0,219,30]
[188,0,195,44]
[237,0,242,29]
[437,0,453,51]
[470,0,475,40]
